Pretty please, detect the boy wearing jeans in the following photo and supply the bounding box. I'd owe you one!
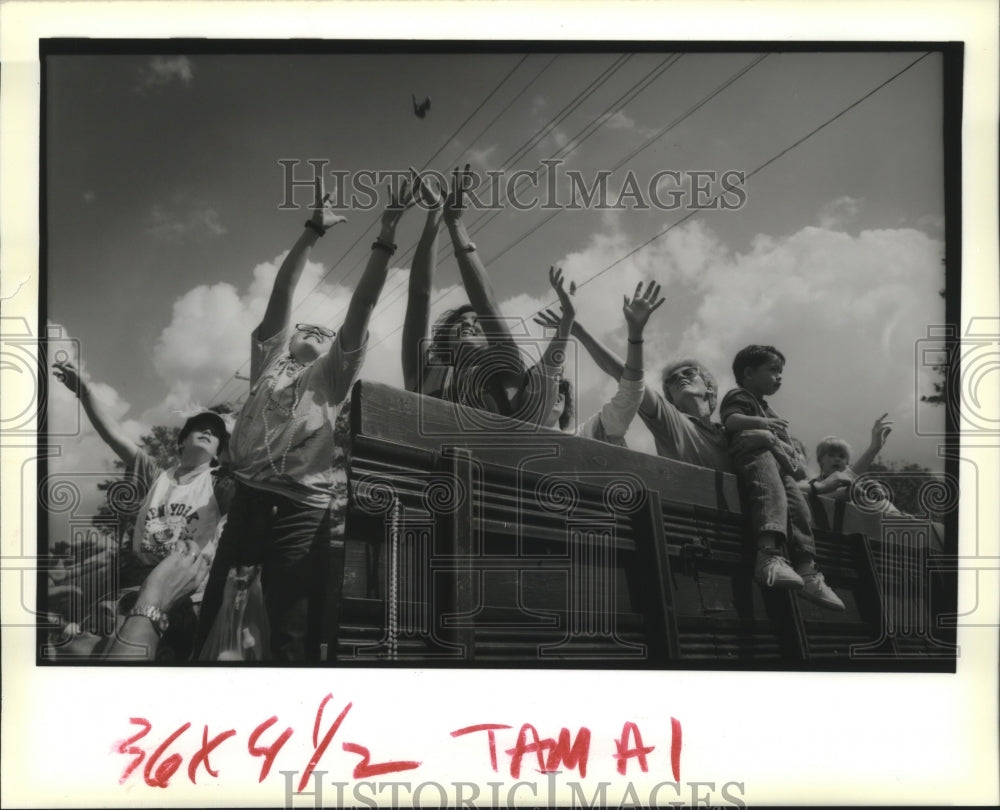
[720,345,844,611]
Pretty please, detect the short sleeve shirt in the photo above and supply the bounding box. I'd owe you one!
[228,325,366,510]
[638,390,732,471]
[719,387,792,444]
[129,451,222,558]
[128,450,225,602]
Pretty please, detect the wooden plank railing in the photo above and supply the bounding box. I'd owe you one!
[332,381,955,670]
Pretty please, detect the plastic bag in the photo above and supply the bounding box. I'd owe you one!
[198,565,270,662]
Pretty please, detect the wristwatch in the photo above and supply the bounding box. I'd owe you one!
[127,603,170,636]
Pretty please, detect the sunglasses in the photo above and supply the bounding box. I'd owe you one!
[666,366,701,384]
[295,323,336,339]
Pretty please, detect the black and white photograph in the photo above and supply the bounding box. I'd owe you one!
[1,1,997,807]
[38,42,959,669]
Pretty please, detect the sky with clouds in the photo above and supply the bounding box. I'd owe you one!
[44,47,949,529]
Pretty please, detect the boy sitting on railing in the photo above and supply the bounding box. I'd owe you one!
[720,345,844,611]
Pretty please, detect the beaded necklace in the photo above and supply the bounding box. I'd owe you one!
[260,355,305,476]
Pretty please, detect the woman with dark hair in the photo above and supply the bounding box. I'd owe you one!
[401,166,568,425]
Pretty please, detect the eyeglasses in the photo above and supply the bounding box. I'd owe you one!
[666,366,701,384]
[296,323,336,339]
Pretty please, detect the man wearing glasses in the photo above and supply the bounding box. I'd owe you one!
[197,174,418,663]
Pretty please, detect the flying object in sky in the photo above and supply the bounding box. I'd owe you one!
[412,93,431,119]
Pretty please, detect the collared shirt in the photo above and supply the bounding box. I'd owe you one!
[638,389,732,471]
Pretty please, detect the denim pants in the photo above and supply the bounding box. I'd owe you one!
[196,482,345,663]
[737,449,816,562]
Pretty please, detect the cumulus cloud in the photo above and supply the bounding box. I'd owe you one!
[466,144,499,173]
[136,56,193,91]
[818,195,862,230]
[542,208,947,470]
[108,194,946,493]
[144,254,451,424]
[147,203,227,242]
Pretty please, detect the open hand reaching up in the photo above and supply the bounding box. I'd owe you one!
[623,280,665,339]
[309,176,348,233]
[381,170,419,232]
[52,358,84,396]
[443,164,473,225]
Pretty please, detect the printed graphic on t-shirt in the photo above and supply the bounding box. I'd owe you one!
[139,502,203,557]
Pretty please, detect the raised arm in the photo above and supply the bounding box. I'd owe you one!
[340,174,416,353]
[53,359,138,467]
[443,164,520,359]
[588,280,664,441]
[620,280,663,381]
[567,316,664,417]
[850,412,893,475]
[104,541,208,661]
[401,174,443,391]
[520,267,576,425]
[539,266,575,368]
[259,176,347,342]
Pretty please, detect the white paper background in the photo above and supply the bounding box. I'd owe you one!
[2,2,997,806]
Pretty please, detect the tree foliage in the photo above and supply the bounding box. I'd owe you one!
[866,460,945,520]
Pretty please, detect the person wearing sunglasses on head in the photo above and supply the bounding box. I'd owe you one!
[564,321,788,472]
[197,172,419,663]
[402,166,547,421]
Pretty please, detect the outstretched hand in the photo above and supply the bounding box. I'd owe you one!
[310,176,348,232]
[411,167,443,227]
[443,163,473,225]
[381,170,419,232]
[623,280,665,337]
[870,412,893,448]
[548,266,575,327]
[411,167,443,210]
[138,540,210,613]
[532,309,562,330]
[52,358,84,396]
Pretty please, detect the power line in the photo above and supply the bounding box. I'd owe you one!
[363,51,933,362]
[364,54,685,328]
[462,53,687,246]
[483,53,768,266]
[280,53,642,346]
[292,54,533,323]
[573,51,934,294]
[208,54,533,406]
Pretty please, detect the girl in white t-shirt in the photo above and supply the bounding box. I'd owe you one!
[52,360,234,655]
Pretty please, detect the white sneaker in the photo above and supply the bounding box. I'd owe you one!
[754,551,804,590]
[799,571,845,611]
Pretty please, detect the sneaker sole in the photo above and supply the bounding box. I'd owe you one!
[798,591,846,611]
[754,575,804,591]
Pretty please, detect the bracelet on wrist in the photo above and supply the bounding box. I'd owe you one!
[456,241,477,253]
[304,219,326,237]
[628,338,643,345]
[371,238,397,256]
